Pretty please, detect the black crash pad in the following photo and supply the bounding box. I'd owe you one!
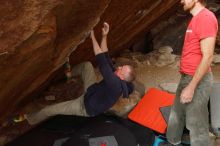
[6,114,155,146]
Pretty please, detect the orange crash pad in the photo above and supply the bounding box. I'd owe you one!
[128,88,175,134]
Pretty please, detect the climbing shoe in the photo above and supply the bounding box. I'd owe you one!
[12,114,26,123]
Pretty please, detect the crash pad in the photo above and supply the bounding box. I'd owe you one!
[128,88,175,133]
[6,115,155,146]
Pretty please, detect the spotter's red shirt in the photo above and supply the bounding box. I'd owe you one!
[180,8,218,75]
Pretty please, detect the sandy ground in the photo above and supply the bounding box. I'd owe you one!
[135,63,220,90]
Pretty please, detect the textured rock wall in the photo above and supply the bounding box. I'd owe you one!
[0,0,111,122]
[71,0,179,64]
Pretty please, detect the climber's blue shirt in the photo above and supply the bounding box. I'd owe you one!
[84,52,134,116]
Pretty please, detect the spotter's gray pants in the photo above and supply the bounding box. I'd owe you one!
[166,73,213,146]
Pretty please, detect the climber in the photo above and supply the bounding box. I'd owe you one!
[14,22,136,125]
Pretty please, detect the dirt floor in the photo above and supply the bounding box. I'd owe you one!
[136,62,220,90]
